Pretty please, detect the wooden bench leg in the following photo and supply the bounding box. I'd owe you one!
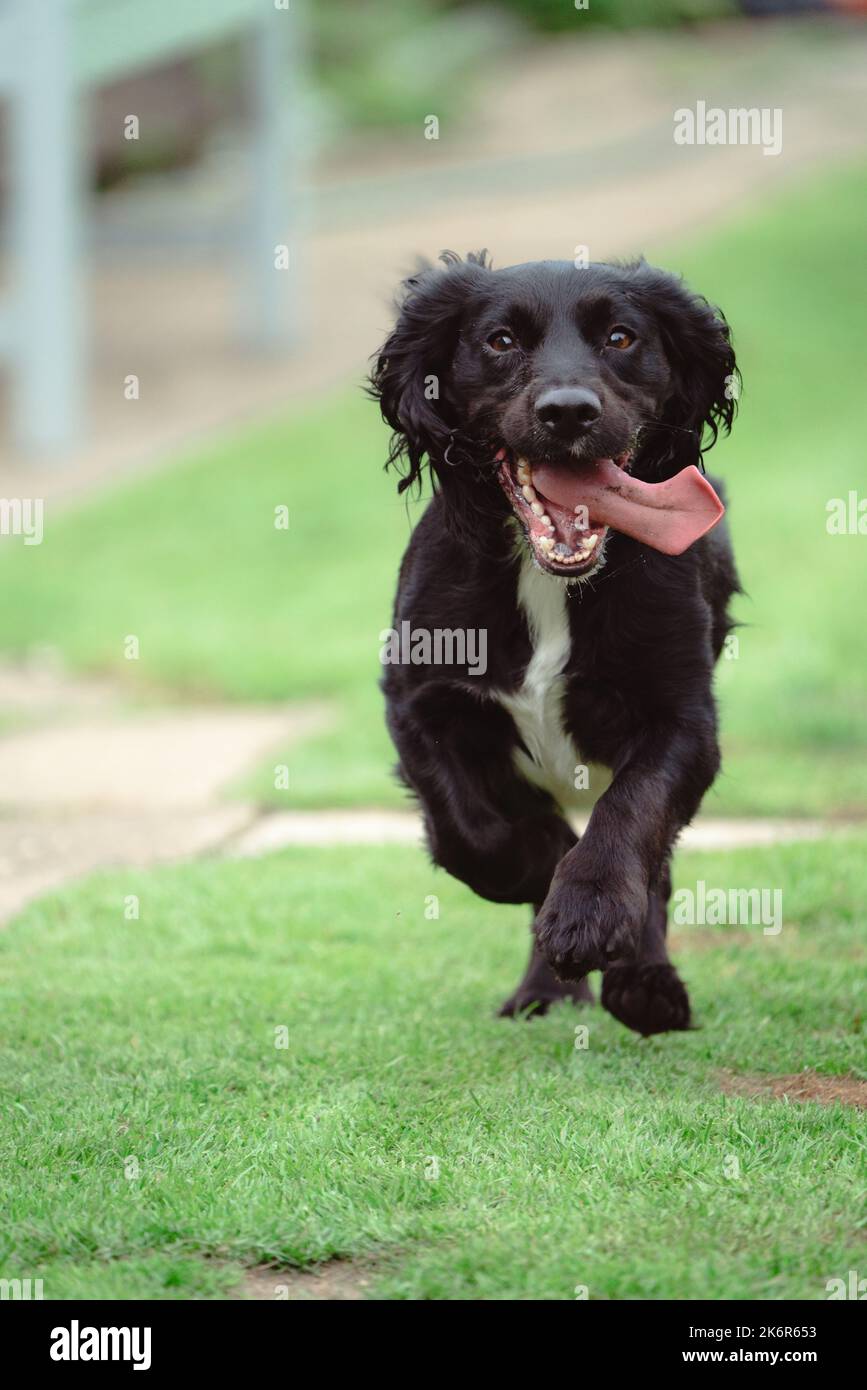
[240,5,305,350]
[11,0,85,454]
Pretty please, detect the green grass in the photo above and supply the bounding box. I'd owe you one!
[1,161,866,816]
[1,832,864,1300]
[314,1,520,132]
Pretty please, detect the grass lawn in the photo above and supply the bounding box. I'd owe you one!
[1,832,864,1300]
[1,161,866,817]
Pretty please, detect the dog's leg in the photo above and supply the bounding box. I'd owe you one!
[390,691,578,906]
[499,907,594,1019]
[534,718,719,982]
[600,861,692,1036]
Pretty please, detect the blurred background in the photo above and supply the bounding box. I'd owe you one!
[0,0,865,919]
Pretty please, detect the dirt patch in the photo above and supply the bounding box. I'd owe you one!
[719,1070,867,1109]
[237,1261,372,1301]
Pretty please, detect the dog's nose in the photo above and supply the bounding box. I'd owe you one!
[535,387,603,437]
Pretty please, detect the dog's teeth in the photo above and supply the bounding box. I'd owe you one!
[538,535,554,552]
[521,484,537,503]
[540,514,552,527]
[585,534,599,550]
[516,462,532,486]
[530,501,545,517]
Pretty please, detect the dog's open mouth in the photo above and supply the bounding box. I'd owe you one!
[496,448,726,578]
[496,448,625,577]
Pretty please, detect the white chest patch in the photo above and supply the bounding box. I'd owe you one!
[495,557,581,810]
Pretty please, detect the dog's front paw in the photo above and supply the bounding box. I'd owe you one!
[535,878,645,981]
[601,963,692,1036]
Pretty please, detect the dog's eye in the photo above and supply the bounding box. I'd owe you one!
[606,326,635,350]
[487,330,517,353]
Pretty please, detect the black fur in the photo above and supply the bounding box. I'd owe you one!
[370,254,741,1035]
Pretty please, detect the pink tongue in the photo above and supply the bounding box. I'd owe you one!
[531,458,725,556]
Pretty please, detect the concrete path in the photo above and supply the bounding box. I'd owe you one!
[0,647,857,924]
[0,657,332,920]
[229,810,857,857]
[0,706,327,811]
[0,806,254,927]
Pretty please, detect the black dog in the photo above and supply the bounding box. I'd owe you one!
[370,252,740,1035]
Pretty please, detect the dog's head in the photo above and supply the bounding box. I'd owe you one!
[370,253,738,578]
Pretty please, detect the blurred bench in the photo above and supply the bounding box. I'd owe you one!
[0,0,303,455]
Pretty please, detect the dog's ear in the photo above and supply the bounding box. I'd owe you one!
[627,263,739,471]
[369,251,491,493]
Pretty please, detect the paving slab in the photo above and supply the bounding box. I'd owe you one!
[0,804,254,924]
[0,683,331,920]
[0,704,329,810]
